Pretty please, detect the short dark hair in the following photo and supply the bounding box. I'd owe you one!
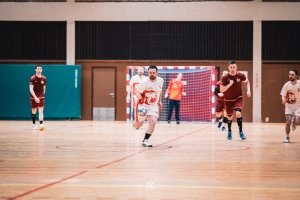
[228,60,237,65]
[35,65,42,69]
[290,69,299,76]
[148,65,158,71]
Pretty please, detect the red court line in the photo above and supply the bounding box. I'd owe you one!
[7,125,210,200]
[7,171,88,200]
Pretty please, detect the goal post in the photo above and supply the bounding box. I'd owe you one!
[126,66,217,123]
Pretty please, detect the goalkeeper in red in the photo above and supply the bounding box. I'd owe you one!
[220,61,251,140]
[134,65,164,147]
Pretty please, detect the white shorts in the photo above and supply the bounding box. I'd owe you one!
[135,104,159,122]
[285,105,300,116]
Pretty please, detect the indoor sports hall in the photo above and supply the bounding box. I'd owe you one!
[0,1,300,200]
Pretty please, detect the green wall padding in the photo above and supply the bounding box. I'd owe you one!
[0,64,81,119]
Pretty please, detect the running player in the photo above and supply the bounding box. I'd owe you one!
[280,69,300,143]
[126,67,147,123]
[126,66,147,104]
[134,65,164,147]
[214,70,228,131]
[220,61,251,140]
[29,65,46,131]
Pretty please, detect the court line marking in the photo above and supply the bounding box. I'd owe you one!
[7,125,211,200]
[2,184,300,192]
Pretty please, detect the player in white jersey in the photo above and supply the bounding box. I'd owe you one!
[280,69,300,143]
[126,67,147,104]
[135,65,164,147]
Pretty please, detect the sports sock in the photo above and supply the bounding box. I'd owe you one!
[143,133,151,141]
[237,117,243,132]
[228,120,232,132]
[31,114,36,124]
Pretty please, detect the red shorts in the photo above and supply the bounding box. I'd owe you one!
[216,100,225,113]
[224,97,242,116]
[30,98,45,108]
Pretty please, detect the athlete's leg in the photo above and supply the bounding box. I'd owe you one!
[235,108,242,132]
[284,114,292,143]
[225,101,234,140]
[216,100,225,128]
[167,99,175,123]
[221,110,228,131]
[38,107,44,123]
[175,100,180,123]
[31,108,37,123]
[31,99,38,129]
[38,106,45,131]
[134,121,144,129]
[142,115,158,147]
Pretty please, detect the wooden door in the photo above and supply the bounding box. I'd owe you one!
[92,68,115,120]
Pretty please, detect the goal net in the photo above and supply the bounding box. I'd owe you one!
[126,66,216,123]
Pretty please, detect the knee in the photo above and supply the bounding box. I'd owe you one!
[236,112,242,118]
[286,121,292,127]
[234,108,242,118]
[148,118,158,126]
[216,112,222,118]
[227,115,233,120]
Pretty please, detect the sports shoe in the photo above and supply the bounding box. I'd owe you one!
[39,124,45,131]
[167,120,170,124]
[239,131,247,140]
[227,131,232,140]
[176,121,180,124]
[221,126,226,131]
[283,138,290,143]
[217,121,222,128]
[142,139,153,147]
[32,125,38,130]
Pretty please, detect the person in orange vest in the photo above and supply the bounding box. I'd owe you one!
[164,73,186,124]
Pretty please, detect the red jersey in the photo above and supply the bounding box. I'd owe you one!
[167,79,184,100]
[30,75,46,99]
[214,81,224,101]
[221,72,246,101]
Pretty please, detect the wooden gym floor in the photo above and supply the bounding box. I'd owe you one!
[0,121,299,200]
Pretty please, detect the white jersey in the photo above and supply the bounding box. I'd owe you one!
[136,76,164,108]
[129,75,147,95]
[280,80,300,107]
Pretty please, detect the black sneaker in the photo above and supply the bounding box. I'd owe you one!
[176,121,180,124]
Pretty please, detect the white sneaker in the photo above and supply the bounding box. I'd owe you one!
[142,139,153,147]
[283,138,290,143]
[32,125,38,130]
[39,124,45,131]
